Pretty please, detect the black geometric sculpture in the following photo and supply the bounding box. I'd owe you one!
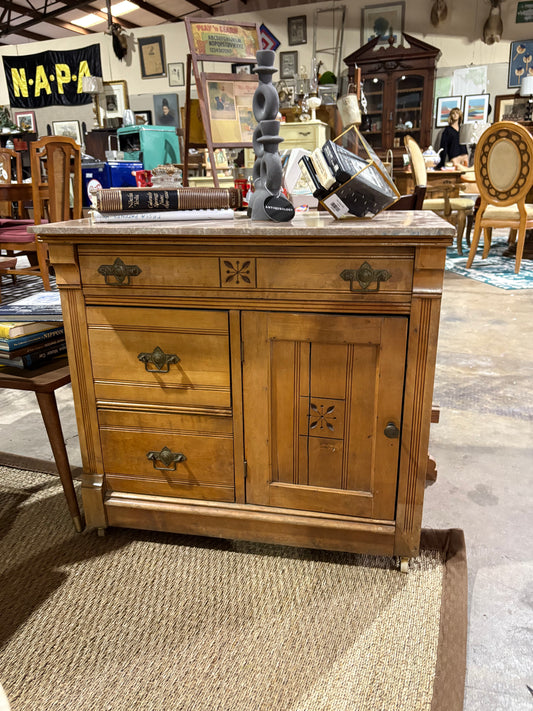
[249,49,295,222]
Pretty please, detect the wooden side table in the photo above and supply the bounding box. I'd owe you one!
[0,357,83,531]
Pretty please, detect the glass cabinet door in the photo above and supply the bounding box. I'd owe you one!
[361,77,384,149]
[393,74,424,147]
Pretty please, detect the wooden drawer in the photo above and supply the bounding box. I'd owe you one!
[87,306,231,408]
[79,251,221,289]
[99,409,234,501]
[79,248,413,304]
[256,254,413,299]
[279,121,329,151]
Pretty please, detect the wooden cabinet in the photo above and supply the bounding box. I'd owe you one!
[39,212,454,563]
[344,33,440,164]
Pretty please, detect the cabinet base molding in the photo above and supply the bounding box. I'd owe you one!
[104,492,397,557]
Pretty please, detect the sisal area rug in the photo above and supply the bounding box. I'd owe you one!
[0,466,467,711]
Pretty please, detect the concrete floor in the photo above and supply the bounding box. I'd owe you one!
[0,269,532,710]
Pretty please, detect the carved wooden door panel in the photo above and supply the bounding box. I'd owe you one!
[242,312,408,520]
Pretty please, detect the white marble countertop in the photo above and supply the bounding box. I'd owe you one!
[31,211,455,241]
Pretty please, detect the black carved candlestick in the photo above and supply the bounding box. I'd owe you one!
[249,49,294,222]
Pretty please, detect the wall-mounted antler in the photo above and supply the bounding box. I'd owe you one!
[430,0,448,27]
[483,0,503,45]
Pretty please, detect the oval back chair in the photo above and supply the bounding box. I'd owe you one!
[466,121,533,274]
[404,134,475,254]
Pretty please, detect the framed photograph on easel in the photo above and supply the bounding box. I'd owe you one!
[183,17,261,187]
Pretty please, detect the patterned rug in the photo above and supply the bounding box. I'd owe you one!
[445,238,533,290]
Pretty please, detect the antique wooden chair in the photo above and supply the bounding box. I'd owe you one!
[466,121,533,274]
[0,136,82,292]
[404,135,474,254]
[0,146,25,218]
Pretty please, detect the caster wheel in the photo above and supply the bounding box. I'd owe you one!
[97,527,106,537]
[400,557,409,574]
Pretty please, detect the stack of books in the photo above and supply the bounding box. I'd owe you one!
[0,292,65,369]
[0,321,66,369]
[297,132,400,218]
[89,187,244,223]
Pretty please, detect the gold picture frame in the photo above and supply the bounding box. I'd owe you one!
[95,80,129,128]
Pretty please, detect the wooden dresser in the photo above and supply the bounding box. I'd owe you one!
[35,212,454,566]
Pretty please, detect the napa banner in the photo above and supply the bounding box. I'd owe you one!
[3,44,102,108]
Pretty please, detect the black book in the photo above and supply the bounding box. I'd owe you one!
[322,140,368,184]
[298,155,331,200]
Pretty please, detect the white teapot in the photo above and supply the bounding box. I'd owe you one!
[422,145,442,169]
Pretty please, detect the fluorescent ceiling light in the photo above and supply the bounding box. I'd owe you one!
[104,1,139,17]
[71,1,138,28]
[72,13,103,28]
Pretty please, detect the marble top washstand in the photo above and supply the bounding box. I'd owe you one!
[30,212,455,246]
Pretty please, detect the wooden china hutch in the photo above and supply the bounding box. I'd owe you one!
[344,33,440,167]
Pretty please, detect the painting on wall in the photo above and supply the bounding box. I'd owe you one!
[139,36,166,79]
[463,94,490,123]
[361,2,405,45]
[288,16,307,46]
[494,94,529,122]
[168,62,185,87]
[13,111,36,133]
[435,96,462,127]
[153,94,179,128]
[52,120,82,145]
[508,39,533,88]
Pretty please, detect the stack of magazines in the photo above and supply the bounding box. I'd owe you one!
[90,187,243,222]
[297,129,400,218]
[0,293,65,369]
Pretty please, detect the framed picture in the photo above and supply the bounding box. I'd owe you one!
[361,2,405,45]
[138,36,166,79]
[52,120,82,145]
[231,63,255,75]
[288,15,307,46]
[463,94,490,123]
[134,110,152,126]
[168,62,184,87]
[203,76,257,144]
[13,110,36,133]
[280,51,298,80]
[494,93,529,122]
[153,94,179,128]
[95,80,129,128]
[435,95,462,127]
[516,1,533,23]
[508,39,533,88]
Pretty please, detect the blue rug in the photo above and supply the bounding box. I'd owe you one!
[445,239,533,289]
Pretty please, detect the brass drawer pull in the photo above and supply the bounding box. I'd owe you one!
[384,422,400,439]
[146,446,187,471]
[137,346,180,373]
[340,261,391,293]
[97,257,142,286]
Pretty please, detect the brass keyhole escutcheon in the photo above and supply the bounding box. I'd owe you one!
[97,257,142,286]
[137,346,180,373]
[340,261,392,293]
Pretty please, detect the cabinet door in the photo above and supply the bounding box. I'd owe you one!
[242,312,407,520]
[394,73,425,147]
[361,77,385,150]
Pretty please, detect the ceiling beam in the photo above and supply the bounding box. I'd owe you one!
[56,0,139,29]
[184,0,215,15]
[0,0,98,37]
[122,0,182,22]
[11,27,52,40]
